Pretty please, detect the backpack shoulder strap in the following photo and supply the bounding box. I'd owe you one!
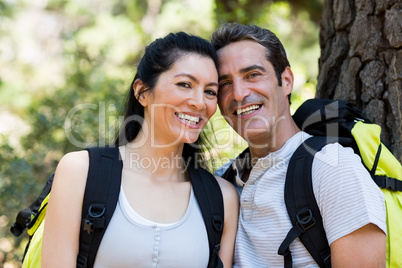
[278,136,332,268]
[221,148,251,184]
[221,163,236,184]
[77,146,122,268]
[10,173,54,237]
[188,166,224,268]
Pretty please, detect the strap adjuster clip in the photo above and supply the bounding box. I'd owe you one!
[296,208,316,231]
[83,218,94,234]
[212,215,223,232]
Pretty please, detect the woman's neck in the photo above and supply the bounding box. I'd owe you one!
[122,130,187,181]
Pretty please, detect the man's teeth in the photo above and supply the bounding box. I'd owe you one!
[236,105,260,115]
[177,113,200,124]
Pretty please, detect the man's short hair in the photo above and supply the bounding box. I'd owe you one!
[211,23,290,88]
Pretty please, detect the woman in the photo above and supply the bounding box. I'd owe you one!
[42,32,239,267]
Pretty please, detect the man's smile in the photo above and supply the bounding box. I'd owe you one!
[235,104,262,115]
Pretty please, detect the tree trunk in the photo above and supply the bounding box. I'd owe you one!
[317,0,402,162]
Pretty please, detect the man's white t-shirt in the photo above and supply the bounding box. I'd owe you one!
[215,131,386,267]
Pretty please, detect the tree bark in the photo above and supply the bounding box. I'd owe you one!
[317,0,402,162]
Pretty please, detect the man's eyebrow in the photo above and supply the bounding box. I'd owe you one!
[219,74,230,82]
[218,65,266,81]
[240,65,266,74]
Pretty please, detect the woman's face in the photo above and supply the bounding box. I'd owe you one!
[141,53,219,146]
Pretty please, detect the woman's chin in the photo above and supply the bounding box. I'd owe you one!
[182,136,200,145]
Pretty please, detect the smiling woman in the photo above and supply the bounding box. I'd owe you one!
[132,54,219,146]
[40,32,239,268]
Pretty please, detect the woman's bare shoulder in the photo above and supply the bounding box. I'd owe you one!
[57,150,89,169]
[42,150,89,267]
[214,175,239,204]
[54,150,89,186]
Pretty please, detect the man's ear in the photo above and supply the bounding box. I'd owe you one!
[133,79,148,107]
[281,67,294,96]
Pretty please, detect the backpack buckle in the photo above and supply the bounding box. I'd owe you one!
[385,176,396,191]
[83,218,94,234]
[324,253,331,268]
[83,204,106,234]
[10,222,24,237]
[296,208,316,231]
[212,215,223,232]
[88,204,106,218]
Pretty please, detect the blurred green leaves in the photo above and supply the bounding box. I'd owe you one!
[0,0,321,265]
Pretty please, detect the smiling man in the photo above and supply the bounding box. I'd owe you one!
[212,23,386,268]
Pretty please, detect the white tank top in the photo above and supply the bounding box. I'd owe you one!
[93,187,209,268]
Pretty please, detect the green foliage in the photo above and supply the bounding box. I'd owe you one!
[0,0,320,265]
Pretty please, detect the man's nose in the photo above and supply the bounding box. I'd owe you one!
[233,79,250,102]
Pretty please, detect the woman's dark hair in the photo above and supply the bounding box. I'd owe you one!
[115,32,218,168]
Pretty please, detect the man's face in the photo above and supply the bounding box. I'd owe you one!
[217,40,293,146]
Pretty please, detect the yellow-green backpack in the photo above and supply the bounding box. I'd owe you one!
[278,99,402,268]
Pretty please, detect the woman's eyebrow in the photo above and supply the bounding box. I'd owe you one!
[175,73,198,82]
[206,81,219,87]
[175,73,218,87]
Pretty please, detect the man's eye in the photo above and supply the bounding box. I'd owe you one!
[219,81,231,88]
[247,73,259,78]
[177,82,191,88]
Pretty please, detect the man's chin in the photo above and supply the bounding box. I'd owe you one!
[239,129,272,146]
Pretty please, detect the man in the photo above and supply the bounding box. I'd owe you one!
[212,23,386,267]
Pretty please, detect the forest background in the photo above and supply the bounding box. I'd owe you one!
[0,0,400,267]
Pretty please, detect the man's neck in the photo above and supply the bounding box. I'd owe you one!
[248,120,301,165]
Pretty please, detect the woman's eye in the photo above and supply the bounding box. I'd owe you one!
[177,82,191,88]
[205,89,217,96]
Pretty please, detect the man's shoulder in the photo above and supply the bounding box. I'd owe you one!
[297,139,371,186]
[314,142,361,168]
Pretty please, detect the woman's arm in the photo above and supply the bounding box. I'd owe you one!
[41,150,89,268]
[215,176,239,267]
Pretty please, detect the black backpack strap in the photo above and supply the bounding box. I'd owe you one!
[10,173,54,237]
[279,136,333,268]
[221,163,236,184]
[189,166,224,268]
[373,175,402,191]
[77,146,122,268]
[221,148,251,184]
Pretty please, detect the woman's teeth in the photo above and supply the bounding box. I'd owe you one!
[177,113,200,125]
[236,105,260,115]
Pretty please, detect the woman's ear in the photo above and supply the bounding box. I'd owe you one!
[133,79,148,107]
[281,66,294,96]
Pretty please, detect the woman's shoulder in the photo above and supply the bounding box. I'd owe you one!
[58,150,89,167]
[54,150,89,185]
[214,176,239,205]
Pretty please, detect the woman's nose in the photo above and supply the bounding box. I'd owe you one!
[188,90,206,110]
